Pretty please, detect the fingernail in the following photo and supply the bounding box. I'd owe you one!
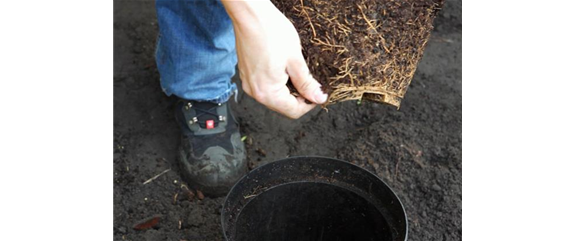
[313,87,328,104]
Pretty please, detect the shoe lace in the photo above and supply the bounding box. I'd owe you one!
[192,104,221,125]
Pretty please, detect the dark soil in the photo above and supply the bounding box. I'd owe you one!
[113,0,461,240]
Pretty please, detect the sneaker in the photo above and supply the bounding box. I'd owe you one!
[175,99,247,197]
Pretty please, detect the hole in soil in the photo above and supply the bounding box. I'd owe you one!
[234,182,392,241]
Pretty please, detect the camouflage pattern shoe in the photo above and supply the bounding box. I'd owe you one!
[175,99,247,197]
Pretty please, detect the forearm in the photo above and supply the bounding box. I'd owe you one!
[220,0,276,28]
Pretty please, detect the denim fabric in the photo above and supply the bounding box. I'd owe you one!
[155,0,237,103]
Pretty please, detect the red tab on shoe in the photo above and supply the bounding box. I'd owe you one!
[206,120,215,129]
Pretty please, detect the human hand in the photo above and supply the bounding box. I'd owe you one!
[221,1,328,119]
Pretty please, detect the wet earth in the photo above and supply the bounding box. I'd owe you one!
[113,0,461,240]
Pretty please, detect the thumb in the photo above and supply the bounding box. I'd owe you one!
[286,55,328,104]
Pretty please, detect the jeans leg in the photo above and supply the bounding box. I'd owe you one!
[155,0,237,103]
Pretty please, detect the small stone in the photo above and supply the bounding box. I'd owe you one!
[256,148,267,157]
[118,226,127,234]
[196,190,205,200]
[431,184,442,191]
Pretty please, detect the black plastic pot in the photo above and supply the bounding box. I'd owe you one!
[221,156,408,241]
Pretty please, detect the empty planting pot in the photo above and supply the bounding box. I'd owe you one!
[221,156,408,241]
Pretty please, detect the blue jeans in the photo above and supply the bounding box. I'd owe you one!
[155,0,237,103]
